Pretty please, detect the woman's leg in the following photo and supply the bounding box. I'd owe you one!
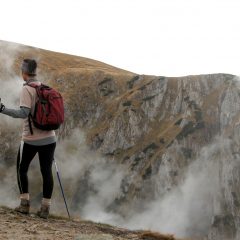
[37,142,56,218]
[16,142,38,195]
[15,142,37,213]
[38,142,56,199]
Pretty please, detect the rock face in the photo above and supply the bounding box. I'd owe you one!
[1,41,240,239]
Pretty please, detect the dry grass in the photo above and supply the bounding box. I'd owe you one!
[139,230,175,240]
[0,206,187,240]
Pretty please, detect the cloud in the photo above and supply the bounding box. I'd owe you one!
[0,42,26,207]
[0,41,23,109]
[51,129,125,221]
[51,130,227,239]
[121,138,231,238]
[54,134,231,239]
[0,164,18,207]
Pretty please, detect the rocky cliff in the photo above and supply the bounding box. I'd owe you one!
[0,40,240,240]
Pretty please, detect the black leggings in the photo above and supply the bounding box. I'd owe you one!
[17,142,56,199]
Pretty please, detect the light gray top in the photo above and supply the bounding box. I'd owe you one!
[1,78,57,146]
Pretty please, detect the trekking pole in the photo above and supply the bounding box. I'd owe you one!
[54,159,71,219]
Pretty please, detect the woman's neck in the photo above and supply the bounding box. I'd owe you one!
[23,77,38,85]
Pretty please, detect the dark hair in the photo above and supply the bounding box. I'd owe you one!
[21,59,37,76]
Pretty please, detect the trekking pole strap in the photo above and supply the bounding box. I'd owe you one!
[54,160,59,172]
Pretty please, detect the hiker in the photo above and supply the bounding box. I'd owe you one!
[0,59,57,219]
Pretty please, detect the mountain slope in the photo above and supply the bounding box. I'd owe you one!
[1,40,240,239]
[0,206,182,240]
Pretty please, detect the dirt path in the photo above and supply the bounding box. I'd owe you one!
[0,207,185,240]
[0,207,139,240]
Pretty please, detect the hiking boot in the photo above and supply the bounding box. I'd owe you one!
[15,199,30,214]
[37,205,50,219]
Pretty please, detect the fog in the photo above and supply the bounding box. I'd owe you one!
[124,139,228,237]
[53,132,229,238]
[0,41,23,207]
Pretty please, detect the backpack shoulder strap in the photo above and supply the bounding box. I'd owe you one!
[26,82,42,88]
[28,115,34,135]
[26,83,46,100]
[26,83,42,135]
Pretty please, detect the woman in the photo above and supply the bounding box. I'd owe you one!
[0,59,56,219]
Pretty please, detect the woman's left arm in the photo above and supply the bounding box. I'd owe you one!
[1,106,30,119]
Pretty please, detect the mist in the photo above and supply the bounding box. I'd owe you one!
[0,42,25,208]
[0,118,227,236]
[123,138,228,237]
[0,41,23,110]
[51,129,125,222]
[0,97,234,239]
[50,131,229,239]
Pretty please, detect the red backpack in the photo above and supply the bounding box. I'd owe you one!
[27,83,64,134]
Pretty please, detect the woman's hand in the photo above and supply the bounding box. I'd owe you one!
[0,100,5,112]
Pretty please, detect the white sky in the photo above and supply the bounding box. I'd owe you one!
[1,0,240,76]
